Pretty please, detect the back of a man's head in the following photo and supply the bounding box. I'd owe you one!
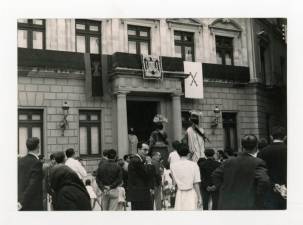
[177,143,190,157]
[102,149,109,158]
[241,134,258,152]
[258,138,268,150]
[26,137,40,152]
[271,126,286,140]
[204,148,215,158]
[107,149,117,160]
[123,154,129,161]
[65,148,75,158]
[53,151,66,164]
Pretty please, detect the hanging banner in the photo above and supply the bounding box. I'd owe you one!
[142,55,163,80]
[184,61,204,99]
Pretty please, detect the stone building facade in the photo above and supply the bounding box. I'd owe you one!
[17,18,286,172]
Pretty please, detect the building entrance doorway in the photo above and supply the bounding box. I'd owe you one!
[127,101,158,144]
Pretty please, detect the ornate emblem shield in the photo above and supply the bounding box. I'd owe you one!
[142,55,163,80]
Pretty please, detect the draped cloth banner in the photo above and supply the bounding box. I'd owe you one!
[184,61,204,99]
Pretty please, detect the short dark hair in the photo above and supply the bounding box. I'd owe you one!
[123,154,130,161]
[177,143,190,157]
[102,149,109,157]
[241,134,258,151]
[137,142,143,150]
[258,138,268,150]
[272,126,286,140]
[204,148,215,157]
[152,151,160,157]
[26,137,40,151]
[107,149,117,160]
[50,154,54,160]
[85,179,91,186]
[65,148,75,158]
[172,140,180,151]
[117,158,124,167]
[53,151,65,164]
[155,123,163,130]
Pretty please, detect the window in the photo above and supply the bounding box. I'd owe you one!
[18,109,43,156]
[79,110,101,156]
[174,31,194,61]
[222,113,238,153]
[127,25,151,55]
[17,19,45,49]
[260,45,266,83]
[215,36,234,65]
[75,20,101,54]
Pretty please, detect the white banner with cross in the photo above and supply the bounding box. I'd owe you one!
[183,61,204,99]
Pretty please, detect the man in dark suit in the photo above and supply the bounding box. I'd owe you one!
[197,148,221,210]
[212,134,270,210]
[258,126,287,209]
[128,143,154,210]
[18,137,43,210]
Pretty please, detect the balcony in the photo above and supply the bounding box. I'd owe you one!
[110,52,186,78]
[18,48,85,70]
[18,48,103,96]
[202,63,250,83]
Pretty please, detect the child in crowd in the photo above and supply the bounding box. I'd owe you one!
[117,186,126,211]
[85,179,100,209]
[91,171,102,210]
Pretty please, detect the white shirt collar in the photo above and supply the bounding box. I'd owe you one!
[28,152,39,160]
[273,140,284,143]
[135,154,143,162]
[247,152,258,158]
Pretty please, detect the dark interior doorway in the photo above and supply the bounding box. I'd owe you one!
[127,101,158,144]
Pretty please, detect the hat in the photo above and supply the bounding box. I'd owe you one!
[153,114,168,123]
[189,110,203,117]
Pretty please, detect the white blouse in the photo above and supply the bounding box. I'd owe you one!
[170,158,201,191]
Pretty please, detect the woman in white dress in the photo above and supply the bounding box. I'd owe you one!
[170,143,202,210]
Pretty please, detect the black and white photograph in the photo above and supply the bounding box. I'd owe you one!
[16,17,287,211]
[1,0,303,225]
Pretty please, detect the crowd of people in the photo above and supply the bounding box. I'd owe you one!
[17,111,287,211]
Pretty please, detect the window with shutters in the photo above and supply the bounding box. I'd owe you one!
[222,112,238,153]
[174,31,195,61]
[18,109,44,156]
[79,110,101,156]
[215,35,234,65]
[17,19,46,49]
[127,25,151,55]
[75,19,101,54]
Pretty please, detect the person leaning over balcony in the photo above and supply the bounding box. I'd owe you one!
[65,148,87,181]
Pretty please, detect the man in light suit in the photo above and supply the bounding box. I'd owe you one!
[212,134,270,210]
[18,137,43,210]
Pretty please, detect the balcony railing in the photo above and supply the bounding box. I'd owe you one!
[18,48,85,70]
[110,52,184,73]
[202,63,250,83]
[18,48,103,96]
